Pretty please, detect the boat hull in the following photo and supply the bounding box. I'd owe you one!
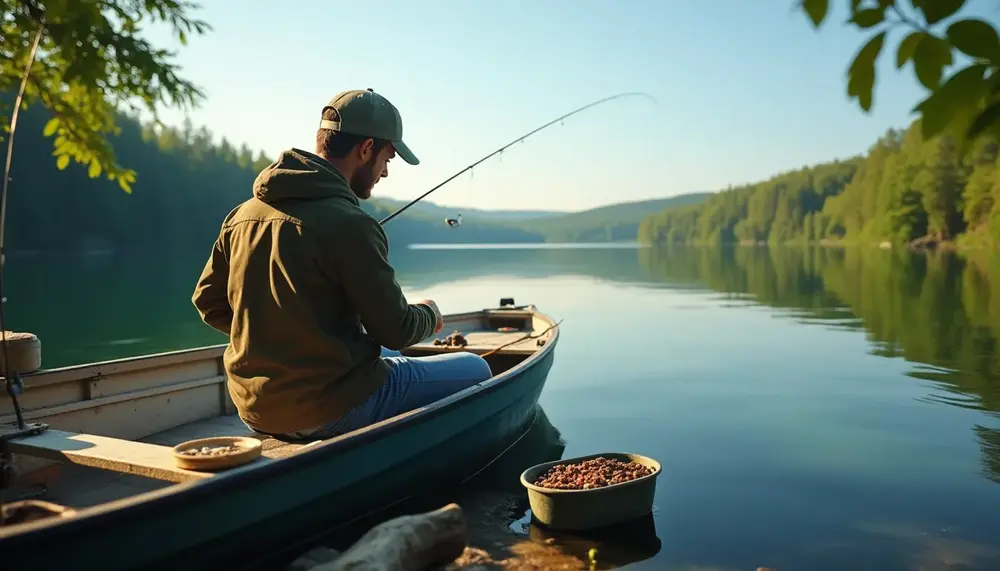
[1,333,557,570]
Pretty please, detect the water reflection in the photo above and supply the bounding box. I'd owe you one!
[519,513,662,570]
[17,244,1000,423]
[976,426,1000,485]
[637,245,1000,487]
[856,521,1000,571]
[9,243,1000,569]
[636,245,1000,418]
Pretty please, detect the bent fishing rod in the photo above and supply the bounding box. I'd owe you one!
[378,91,657,226]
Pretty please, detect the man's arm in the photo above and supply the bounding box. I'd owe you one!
[329,215,436,350]
[191,236,234,336]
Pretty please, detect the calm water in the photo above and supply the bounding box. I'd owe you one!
[6,244,1000,570]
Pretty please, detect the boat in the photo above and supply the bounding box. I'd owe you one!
[0,299,560,571]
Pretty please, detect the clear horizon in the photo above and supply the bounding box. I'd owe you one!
[136,0,999,213]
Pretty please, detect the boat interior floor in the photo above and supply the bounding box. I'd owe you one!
[7,415,302,509]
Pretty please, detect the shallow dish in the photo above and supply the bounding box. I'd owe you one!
[172,436,263,471]
[519,452,661,530]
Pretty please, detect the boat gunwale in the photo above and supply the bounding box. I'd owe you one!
[0,304,560,542]
[12,308,496,390]
[14,345,228,390]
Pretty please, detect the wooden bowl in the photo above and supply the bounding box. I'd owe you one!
[172,436,263,471]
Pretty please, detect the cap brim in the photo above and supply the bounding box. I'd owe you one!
[393,139,419,165]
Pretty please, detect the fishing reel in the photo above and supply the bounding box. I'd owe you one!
[444,214,463,228]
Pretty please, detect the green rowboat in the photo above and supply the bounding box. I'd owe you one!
[0,300,560,571]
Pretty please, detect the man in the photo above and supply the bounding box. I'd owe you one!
[191,88,492,441]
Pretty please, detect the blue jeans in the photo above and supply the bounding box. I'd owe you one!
[270,348,493,440]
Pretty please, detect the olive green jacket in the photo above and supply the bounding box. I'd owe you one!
[192,148,436,434]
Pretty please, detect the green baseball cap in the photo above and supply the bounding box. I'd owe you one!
[318,88,419,165]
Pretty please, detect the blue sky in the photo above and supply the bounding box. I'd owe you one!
[141,0,995,212]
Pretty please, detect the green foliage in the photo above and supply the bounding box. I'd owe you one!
[799,0,1000,150]
[638,160,861,246]
[2,104,273,252]
[640,114,1000,249]
[0,0,211,192]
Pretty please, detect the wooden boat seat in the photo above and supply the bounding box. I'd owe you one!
[4,428,270,484]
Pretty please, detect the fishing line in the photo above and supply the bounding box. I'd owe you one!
[378,91,658,226]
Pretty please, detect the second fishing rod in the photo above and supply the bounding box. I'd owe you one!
[378,91,657,226]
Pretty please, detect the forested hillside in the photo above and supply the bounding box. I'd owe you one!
[510,193,712,242]
[5,103,262,253]
[638,159,862,246]
[639,118,1000,250]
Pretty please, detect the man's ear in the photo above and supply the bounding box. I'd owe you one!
[357,137,375,161]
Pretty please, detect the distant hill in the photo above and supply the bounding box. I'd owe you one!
[359,199,544,245]
[369,192,714,244]
[372,197,564,223]
[502,193,714,242]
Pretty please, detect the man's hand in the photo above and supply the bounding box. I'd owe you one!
[418,299,444,334]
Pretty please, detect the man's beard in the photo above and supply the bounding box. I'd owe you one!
[350,155,379,199]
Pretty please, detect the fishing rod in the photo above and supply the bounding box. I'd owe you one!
[378,91,657,226]
[0,25,44,435]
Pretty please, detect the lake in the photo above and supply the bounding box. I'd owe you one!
[5,244,1000,570]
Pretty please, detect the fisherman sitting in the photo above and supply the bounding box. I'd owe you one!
[191,88,493,440]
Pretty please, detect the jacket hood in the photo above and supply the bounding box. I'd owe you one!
[252,148,358,205]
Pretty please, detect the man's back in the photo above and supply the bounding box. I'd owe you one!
[192,148,436,435]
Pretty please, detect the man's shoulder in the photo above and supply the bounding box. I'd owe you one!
[220,196,385,248]
[314,198,381,231]
[224,195,367,224]
[292,199,389,253]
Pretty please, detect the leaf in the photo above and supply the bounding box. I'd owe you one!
[847,31,886,112]
[850,7,886,29]
[87,158,101,179]
[802,0,828,27]
[946,19,1000,61]
[966,100,1000,140]
[914,0,967,26]
[897,31,926,68]
[55,154,69,170]
[913,35,954,89]
[42,117,60,137]
[912,64,989,139]
[117,170,136,194]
